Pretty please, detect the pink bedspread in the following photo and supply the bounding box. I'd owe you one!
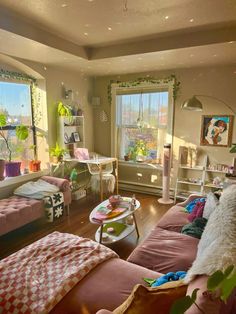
[0,232,118,314]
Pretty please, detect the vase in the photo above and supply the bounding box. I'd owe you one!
[0,159,5,180]
[5,161,21,177]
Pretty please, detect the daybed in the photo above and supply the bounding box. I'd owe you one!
[0,176,71,236]
[1,189,236,314]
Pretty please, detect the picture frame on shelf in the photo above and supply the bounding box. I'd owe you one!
[72,132,80,142]
[200,115,233,147]
[64,132,70,144]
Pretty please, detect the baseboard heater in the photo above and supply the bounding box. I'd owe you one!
[119,180,175,197]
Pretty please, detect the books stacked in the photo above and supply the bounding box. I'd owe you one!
[92,198,131,222]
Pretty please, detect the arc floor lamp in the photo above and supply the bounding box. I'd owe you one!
[182,94,236,153]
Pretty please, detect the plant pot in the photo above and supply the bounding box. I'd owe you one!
[5,161,21,177]
[29,160,41,172]
[124,155,129,161]
[68,143,75,158]
[0,159,5,180]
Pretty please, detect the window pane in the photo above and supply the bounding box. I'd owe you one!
[0,81,34,163]
[118,127,167,160]
[116,91,168,128]
[0,82,32,125]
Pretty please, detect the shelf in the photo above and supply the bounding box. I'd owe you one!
[179,165,204,170]
[95,223,135,244]
[177,180,202,186]
[205,169,228,174]
[204,184,223,189]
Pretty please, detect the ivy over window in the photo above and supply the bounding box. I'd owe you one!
[107,74,180,105]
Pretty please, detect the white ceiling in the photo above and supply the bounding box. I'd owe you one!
[0,0,235,76]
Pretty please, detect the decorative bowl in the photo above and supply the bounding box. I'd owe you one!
[109,195,121,208]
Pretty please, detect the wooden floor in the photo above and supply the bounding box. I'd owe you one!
[0,191,172,260]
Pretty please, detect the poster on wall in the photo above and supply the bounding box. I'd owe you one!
[200,115,233,147]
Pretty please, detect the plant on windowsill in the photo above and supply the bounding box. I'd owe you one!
[49,142,68,164]
[0,114,29,178]
[130,139,149,162]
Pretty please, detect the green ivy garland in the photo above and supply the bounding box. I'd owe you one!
[107,74,180,105]
[0,69,42,125]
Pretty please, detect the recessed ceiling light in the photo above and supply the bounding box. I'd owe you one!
[190,54,194,57]
[108,27,112,31]
[84,32,88,36]
[61,3,68,7]
[88,0,94,2]
[189,18,194,23]
[228,41,235,44]
[165,16,169,20]
[213,54,217,57]
[138,57,143,60]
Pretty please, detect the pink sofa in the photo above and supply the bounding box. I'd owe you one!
[50,196,235,314]
[0,176,71,236]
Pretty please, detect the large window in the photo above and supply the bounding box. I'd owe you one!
[116,90,170,162]
[0,81,35,161]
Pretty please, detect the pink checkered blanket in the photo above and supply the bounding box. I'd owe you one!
[0,232,118,314]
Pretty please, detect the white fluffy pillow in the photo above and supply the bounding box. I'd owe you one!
[202,192,219,220]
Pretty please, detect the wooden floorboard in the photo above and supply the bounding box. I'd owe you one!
[0,190,172,260]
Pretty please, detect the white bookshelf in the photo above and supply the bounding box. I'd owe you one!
[57,116,85,150]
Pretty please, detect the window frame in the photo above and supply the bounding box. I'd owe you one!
[0,79,36,160]
[111,79,175,160]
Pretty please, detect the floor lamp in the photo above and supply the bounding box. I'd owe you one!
[182,94,236,172]
[158,143,174,204]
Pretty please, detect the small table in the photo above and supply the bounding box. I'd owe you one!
[65,157,118,202]
[89,197,140,244]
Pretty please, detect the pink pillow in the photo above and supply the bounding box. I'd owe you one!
[188,201,205,222]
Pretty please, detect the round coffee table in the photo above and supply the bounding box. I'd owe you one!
[89,197,140,244]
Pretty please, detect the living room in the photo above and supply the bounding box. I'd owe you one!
[0,1,236,313]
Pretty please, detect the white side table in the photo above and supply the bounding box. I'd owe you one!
[89,197,140,244]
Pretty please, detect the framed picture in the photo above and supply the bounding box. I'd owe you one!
[72,132,80,142]
[200,115,233,147]
[64,132,70,144]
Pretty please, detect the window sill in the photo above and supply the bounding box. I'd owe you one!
[118,160,163,170]
[0,169,49,188]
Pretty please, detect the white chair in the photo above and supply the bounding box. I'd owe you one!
[88,161,115,195]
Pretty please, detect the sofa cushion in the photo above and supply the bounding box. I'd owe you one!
[127,227,199,273]
[113,280,187,314]
[50,258,163,314]
[157,205,189,232]
[202,192,219,220]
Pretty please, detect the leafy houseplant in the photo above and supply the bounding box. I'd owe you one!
[57,101,72,117]
[0,114,29,177]
[171,265,236,314]
[49,142,67,163]
[130,139,149,161]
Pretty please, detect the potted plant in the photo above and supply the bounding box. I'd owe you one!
[132,140,149,162]
[0,114,29,177]
[49,142,67,164]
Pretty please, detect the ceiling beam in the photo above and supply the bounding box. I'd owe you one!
[89,23,236,59]
[0,5,89,60]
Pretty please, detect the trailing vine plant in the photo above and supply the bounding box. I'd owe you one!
[107,74,180,105]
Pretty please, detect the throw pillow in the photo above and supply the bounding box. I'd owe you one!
[185,198,205,213]
[188,200,205,222]
[202,192,219,220]
[113,280,187,314]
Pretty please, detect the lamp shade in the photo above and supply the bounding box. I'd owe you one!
[181,96,203,111]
